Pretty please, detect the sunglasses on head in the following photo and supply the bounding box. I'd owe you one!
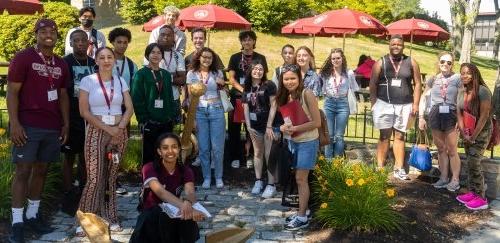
[440,60,452,65]
[282,64,299,72]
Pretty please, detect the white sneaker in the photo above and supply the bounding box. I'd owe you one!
[262,185,277,198]
[246,158,254,169]
[216,179,224,189]
[202,179,211,189]
[231,160,240,168]
[191,157,201,167]
[393,168,410,180]
[251,180,264,194]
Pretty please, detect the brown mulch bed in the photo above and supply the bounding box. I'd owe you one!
[305,174,493,243]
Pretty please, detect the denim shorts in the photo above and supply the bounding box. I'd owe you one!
[12,126,61,163]
[288,139,319,170]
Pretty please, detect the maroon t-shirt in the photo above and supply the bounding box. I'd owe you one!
[142,162,195,210]
[8,47,69,130]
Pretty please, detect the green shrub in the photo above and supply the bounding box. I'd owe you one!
[121,139,142,173]
[247,0,311,32]
[313,156,402,232]
[0,2,78,60]
[119,0,157,25]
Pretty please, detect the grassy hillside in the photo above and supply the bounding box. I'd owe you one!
[98,24,498,88]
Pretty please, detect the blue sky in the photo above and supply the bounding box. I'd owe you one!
[420,0,496,25]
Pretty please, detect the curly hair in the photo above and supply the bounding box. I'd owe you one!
[189,47,219,74]
[108,27,132,43]
[460,63,488,117]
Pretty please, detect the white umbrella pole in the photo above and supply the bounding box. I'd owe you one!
[410,31,413,56]
[207,28,211,48]
[342,33,346,51]
[312,34,316,53]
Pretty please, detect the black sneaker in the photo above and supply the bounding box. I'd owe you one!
[285,209,311,223]
[25,215,53,234]
[285,217,309,231]
[8,222,25,243]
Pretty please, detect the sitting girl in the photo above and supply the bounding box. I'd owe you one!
[130,133,204,242]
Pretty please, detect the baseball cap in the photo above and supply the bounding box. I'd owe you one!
[34,18,58,33]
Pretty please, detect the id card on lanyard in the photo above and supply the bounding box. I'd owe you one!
[151,70,164,108]
[389,57,402,88]
[36,48,58,101]
[439,75,450,113]
[97,73,115,125]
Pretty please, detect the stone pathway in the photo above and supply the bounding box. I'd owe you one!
[30,184,311,243]
[456,199,500,243]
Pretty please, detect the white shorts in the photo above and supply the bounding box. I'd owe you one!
[372,99,412,133]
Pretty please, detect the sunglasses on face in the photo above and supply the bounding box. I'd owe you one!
[440,60,452,65]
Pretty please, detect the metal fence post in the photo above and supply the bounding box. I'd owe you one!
[363,106,367,144]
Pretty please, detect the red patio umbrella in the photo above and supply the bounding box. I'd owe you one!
[0,0,44,15]
[281,17,323,51]
[301,8,387,51]
[178,4,251,30]
[386,18,450,55]
[143,15,165,32]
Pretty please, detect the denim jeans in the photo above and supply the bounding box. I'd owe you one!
[196,103,226,180]
[323,97,350,158]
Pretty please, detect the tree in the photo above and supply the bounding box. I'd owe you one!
[449,1,466,59]
[449,0,481,63]
[388,0,424,20]
[248,0,311,32]
[493,0,499,60]
[119,0,156,25]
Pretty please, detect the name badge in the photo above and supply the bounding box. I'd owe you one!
[391,79,402,87]
[250,112,257,121]
[439,105,450,114]
[239,77,245,85]
[154,99,164,108]
[48,89,58,101]
[102,115,115,125]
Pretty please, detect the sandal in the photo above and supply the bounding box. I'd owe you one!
[110,223,123,232]
[75,226,86,237]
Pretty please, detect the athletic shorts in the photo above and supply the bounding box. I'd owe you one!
[289,139,319,170]
[428,105,457,132]
[372,99,412,133]
[12,126,61,163]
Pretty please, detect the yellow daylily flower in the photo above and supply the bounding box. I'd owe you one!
[320,202,328,209]
[0,128,6,136]
[357,178,366,186]
[345,178,354,187]
[386,188,395,198]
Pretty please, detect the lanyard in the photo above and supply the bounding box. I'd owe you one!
[439,74,451,102]
[251,84,260,107]
[163,51,174,71]
[97,72,114,114]
[240,52,253,73]
[332,73,343,94]
[35,47,55,89]
[199,71,210,85]
[115,58,126,77]
[72,54,93,74]
[389,56,401,79]
[151,70,163,98]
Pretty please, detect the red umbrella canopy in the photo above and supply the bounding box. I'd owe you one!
[386,18,450,42]
[301,8,386,36]
[281,17,318,35]
[0,0,44,15]
[178,4,251,30]
[143,15,165,32]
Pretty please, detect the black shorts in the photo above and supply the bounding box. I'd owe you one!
[428,105,457,132]
[61,126,85,154]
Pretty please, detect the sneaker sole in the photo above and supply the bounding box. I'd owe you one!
[447,186,460,192]
[433,184,448,189]
[285,222,309,231]
[466,204,488,210]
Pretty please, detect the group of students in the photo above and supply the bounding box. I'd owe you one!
[5,5,497,243]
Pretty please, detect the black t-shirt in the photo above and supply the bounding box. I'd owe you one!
[63,54,96,130]
[242,81,281,132]
[228,51,268,84]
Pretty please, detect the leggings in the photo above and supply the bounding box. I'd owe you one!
[79,123,128,224]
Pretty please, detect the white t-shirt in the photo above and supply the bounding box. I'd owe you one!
[186,70,224,106]
[79,73,129,116]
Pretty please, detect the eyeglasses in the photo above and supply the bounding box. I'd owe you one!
[282,64,299,72]
[440,60,452,65]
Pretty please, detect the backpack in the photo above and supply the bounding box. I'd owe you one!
[125,57,135,85]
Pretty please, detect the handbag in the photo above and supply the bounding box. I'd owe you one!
[487,118,500,149]
[347,86,357,115]
[219,89,233,112]
[318,109,330,146]
[409,130,432,171]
